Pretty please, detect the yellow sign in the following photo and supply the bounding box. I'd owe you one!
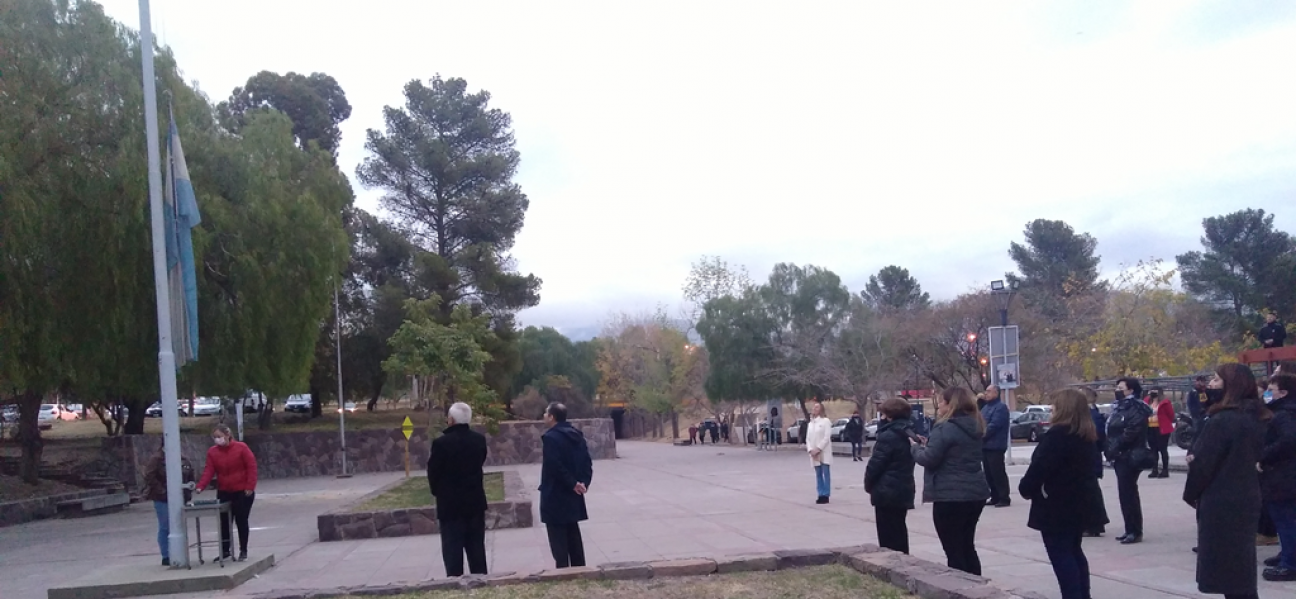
[401,416,414,440]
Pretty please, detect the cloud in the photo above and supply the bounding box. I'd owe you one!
[101,0,1296,337]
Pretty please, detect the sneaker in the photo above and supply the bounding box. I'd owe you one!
[815,496,827,504]
[994,501,1011,508]
[162,558,170,567]
[1263,567,1296,582]
[1120,534,1142,545]
[1265,555,1281,568]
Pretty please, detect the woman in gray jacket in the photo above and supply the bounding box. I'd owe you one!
[913,387,992,575]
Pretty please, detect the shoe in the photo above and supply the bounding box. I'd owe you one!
[1192,546,1198,553]
[1258,534,1280,546]
[1263,567,1296,582]
[1120,535,1143,545]
[816,496,827,504]
[162,558,170,567]
[985,498,997,506]
[238,551,247,562]
[1150,470,1160,478]
[1082,530,1103,538]
[994,501,1011,508]
[1265,555,1281,567]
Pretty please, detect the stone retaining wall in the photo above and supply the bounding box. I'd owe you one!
[253,544,1049,599]
[316,470,532,541]
[101,418,615,493]
[0,488,107,528]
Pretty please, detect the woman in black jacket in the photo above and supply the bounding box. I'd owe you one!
[1020,389,1106,599]
[865,398,916,553]
[1259,373,1296,581]
[1186,363,1269,599]
[1106,377,1153,544]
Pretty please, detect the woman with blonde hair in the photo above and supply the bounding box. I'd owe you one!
[913,387,991,575]
[1020,389,1108,599]
[805,399,834,504]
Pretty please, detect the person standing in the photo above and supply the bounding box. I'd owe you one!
[980,385,1011,508]
[1083,388,1109,538]
[846,410,865,462]
[427,402,489,577]
[1185,363,1269,599]
[688,424,698,446]
[806,400,834,504]
[913,387,991,575]
[1106,377,1152,545]
[865,398,916,553]
[1187,376,1208,440]
[539,402,593,569]
[1019,389,1107,599]
[143,443,195,566]
[1260,312,1287,349]
[1146,390,1173,478]
[195,424,258,561]
[1260,373,1296,581]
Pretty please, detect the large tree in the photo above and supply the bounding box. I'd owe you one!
[1006,219,1103,320]
[861,265,931,311]
[1176,208,1296,328]
[510,327,600,403]
[218,71,352,157]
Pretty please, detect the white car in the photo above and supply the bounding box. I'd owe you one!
[284,394,312,414]
[337,401,357,413]
[38,404,60,421]
[829,418,851,442]
[189,397,222,417]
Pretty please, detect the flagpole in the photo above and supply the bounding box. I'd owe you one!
[335,282,350,478]
[138,0,188,568]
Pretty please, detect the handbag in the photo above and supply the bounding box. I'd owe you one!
[1128,444,1157,471]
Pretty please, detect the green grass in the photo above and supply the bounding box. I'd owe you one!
[338,565,912,599]
[350,471,505,512]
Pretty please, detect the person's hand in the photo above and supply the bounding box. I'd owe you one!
[810,449,821,458]
[573,482,587,495]
[195,487,204,494]
[1257,463,1263,472]
[244,489,253,497]
[916,435,928,445]
[1185,454,1194,464]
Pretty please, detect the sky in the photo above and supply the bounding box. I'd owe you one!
[99,0,1296,340]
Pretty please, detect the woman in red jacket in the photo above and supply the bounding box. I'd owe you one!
[1148,391,1175,478]
[195,424,258,561]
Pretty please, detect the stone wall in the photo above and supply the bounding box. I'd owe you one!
[317,470,533,541]
[103,418,615,493]
[0,489,107,528]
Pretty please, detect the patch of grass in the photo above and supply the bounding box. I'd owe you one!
[0,474,85,502]
[339,565,913,599]
[350,471,505,512]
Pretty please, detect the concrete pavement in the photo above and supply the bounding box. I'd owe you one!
[2,439,1288,599]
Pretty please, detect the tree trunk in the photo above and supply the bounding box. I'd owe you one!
[257,401,274,430]
[670,408,679,439]
[123,397,149,435]
[17,389,44,485]
[366,380,384,412]
[309,380,325,419]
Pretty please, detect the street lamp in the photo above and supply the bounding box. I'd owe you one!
[990,280,1012,328]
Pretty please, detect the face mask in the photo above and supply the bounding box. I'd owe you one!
[1204,389,1224,405]
[213,437,228,447]
[1115,391,1124,401]
[1264,390,1275,403]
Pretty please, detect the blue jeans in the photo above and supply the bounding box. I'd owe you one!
[815,464,831,497]
[1041,531,1089,599]
[153,501,169,560]
[1269,500,1296,570]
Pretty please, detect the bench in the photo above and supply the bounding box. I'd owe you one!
[57,492,130,517]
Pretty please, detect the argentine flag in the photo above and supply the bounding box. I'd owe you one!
[163,110,201,366]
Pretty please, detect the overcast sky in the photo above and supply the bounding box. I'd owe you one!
[100,1,1296,340]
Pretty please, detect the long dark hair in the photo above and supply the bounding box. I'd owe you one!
[1211,363,1272,421]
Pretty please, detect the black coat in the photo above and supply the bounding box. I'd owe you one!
[427,423,489,521]
[1105,396,1151,464]
[864,418,915,509]
[1184,407,1266,595]
[1260,321,1287,347]
[845,415,864,443]
[539,422,594,525]
[1090,406,1107,478]
[1260,395,1296,502]
[1019,426,1107,534]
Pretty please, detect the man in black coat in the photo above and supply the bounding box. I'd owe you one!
[1261,373,1296,581]
[1107,378,1152,544]
[1261,313,1287,348]
[845,411,865,462]
[864,399,916,553]
[539,402,593,569]
[427,402,489,577]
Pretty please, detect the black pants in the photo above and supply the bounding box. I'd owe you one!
[439,514,488,577]
[982,450,1010,505]
[932,501,984,575]
[874,506,909,554]
[851,440,863,459]
[216,490,255,556]
[545,522,585,568]
[1042,531,1090,599]
[1260,505,1277,537]
[1114,462,1143,537]
[1147,429,1170,473]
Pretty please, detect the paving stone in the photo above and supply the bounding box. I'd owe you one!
[773,548,837,569]
[599,562,653,580]
[458,574,489,589]
[826,544,882,560]
[486,571,540,587]
[846,551,906,578]
[648,558,718,577]
[715,553,779,573]
[346,585,406,596]
[951,586,1015,599]
[537,566,601,582]
[908,572,990,599]
[406,579,466,592]
[1005,590,1051,599]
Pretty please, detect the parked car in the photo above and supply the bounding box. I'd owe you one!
[1010,410,1051,442]
[146,402,188,418]
[189,397,222,417]
[284,394,312,414]
[56,405,80,421]
[38,404,60,422]
[785,418,807,443]
[337,401,357,413]
[829,418,851,442]
[864,418,879,440]
[1,405,18,423]
[1024,405,1053,415]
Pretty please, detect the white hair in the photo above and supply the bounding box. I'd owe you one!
[448,402,472,425]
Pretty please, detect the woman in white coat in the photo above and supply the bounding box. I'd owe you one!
[806,400,834,504]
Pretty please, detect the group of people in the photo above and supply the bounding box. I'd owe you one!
[687,418,728,445]
[809,360,1296,599]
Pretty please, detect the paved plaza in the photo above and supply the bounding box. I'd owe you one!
[2,440,1293,599]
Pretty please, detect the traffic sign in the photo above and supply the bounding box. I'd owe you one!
[987,325,1021,390]
[401,416,413,440]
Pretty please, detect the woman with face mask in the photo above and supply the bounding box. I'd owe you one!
[195,424,259,561]
[1260,373,1296,582]
[1185,364,1270,599]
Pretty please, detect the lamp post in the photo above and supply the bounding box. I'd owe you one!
[990,279,1015,463]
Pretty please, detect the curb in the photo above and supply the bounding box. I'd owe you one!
[252,546,1047,599]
